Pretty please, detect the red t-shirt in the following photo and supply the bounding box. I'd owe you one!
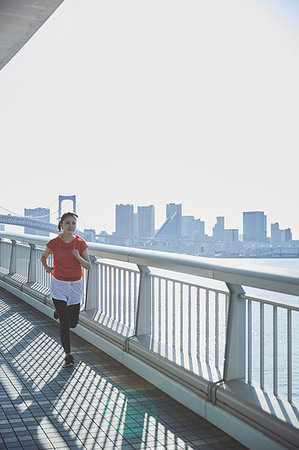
[47,234,88,281]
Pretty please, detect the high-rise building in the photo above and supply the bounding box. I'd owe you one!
[192,219,205,240]
[224,229,239,242]
[243,211,267,242]
[24,207,50,236]
[137,205,155,238]
[166,203,182,238]
[182,216,205,240]
[271,223,281,243]
[213,217,225,242]
[182,216,195,239]
[271,223,292,243]
[115,204,134,237]
[281,228,292,242]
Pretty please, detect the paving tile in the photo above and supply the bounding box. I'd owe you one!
[0,288,247,450]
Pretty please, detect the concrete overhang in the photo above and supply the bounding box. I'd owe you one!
[0,0,63,70]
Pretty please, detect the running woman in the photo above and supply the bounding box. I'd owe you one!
[41,212,91,367]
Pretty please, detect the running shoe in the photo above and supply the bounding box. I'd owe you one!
[64,354,74,367]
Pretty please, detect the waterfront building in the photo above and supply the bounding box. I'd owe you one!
[243,211,267,242]
[213,216,225,241]
[281,228,292,242]
[24,207,50,236]
[224,228,239,242]
[182,216,205,240]
[271,222,292,243]
[166,203,182,238]
[212,217,238,243]
[137,205,155,238]
[182,216,194,239]
[192,218,205,240]
[115,204,134,237]
[271,222,281,243]
[152,204,181,241]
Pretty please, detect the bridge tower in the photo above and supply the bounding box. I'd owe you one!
[58,195,76,218]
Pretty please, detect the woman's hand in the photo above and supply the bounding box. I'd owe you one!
[41,248,53,274]
[72,249,80,260]
[72,248,91,270]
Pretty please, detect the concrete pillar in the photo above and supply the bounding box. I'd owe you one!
[135,265,152,337]
[27,244,37,283]
[223,283,246,381]
[85,256,98,311]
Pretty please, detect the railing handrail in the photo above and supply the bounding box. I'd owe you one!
[1,231,299,297]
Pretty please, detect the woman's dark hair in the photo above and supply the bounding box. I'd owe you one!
[58,212,78,231]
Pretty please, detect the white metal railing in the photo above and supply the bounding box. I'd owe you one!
[0,231,298,448]
[243,292,299,402]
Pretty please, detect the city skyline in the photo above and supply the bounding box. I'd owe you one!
[0,201,294,242]
[0,1,299,241]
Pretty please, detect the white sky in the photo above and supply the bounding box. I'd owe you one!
[0,0,299,237]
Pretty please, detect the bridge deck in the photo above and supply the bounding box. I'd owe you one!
[0,287,246,449]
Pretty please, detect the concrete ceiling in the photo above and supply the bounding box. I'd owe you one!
[0,0,63,70]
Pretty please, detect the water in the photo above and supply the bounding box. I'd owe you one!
[216,258,299,401]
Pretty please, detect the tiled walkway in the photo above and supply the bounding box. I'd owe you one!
[0,287,247,449]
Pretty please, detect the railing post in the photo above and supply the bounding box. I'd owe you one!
[0,237,2,268]
[9,240,17,275]
[85,256,98,311]
[27,243,37,283]
[223,283,246,382]
[135,265,152,337]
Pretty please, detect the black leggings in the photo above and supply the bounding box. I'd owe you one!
[53,299,80,354]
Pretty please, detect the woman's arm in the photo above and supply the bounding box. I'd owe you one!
[41,247,53,273]
[72,248,91,271]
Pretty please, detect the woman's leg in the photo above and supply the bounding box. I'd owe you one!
[68,303,80,329]
[53,298,71,354]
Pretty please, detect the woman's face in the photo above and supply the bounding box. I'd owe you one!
[61,216,77,233]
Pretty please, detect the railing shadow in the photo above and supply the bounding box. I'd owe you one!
[0,288,243,449]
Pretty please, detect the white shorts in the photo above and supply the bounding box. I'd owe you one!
[51,277,84,305]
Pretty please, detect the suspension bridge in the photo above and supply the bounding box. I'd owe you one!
[0,213,58,233]
[0,196,87,238]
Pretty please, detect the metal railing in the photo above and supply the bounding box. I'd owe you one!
[243,292,299,402]
[0,231,298,448]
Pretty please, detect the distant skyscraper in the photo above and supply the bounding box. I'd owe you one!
[271,222,292,243]
[192,218,205,240]
[243,211,267,242]
[224,229,239,242]
[24,207,50,236]
[137,205,155,238]
[182,216,195,239]
[213,217,225,242]
[115,204,134,237]
[166,203,182,238]
[281,228,292,242]
[271,223,281,243]
[182,216,205,240]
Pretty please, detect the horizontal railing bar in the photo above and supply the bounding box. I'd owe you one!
[240,294,299,312]
[148,273,229,295]
[2,231,299,297]
[96,260,139,274]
